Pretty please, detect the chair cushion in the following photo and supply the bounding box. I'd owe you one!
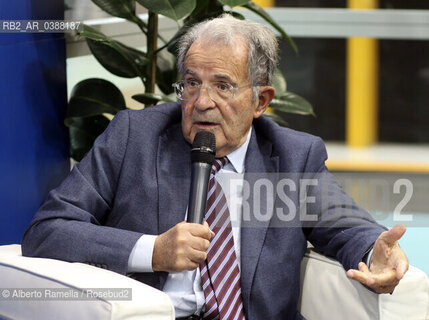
[0,245,174,320]
[299,248,429,320]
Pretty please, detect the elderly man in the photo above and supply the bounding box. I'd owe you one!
[22,14,408,320]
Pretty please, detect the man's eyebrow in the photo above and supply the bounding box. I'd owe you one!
[184,69,198,77]
[184,70,237,85]
[212,74,237,86]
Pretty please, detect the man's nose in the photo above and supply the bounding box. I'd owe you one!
[194,86,216,110]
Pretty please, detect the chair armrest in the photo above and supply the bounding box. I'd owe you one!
[299,248,429,320]
[0,244,175,320]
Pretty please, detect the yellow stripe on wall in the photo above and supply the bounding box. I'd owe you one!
[326,160,429,173]
[348,0,378,9]
[346,0,379,147]
[252,0,274,8]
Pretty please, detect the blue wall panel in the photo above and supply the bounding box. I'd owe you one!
[0,1,69,244]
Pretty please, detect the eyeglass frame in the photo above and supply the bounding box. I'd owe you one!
[172,80,254,101]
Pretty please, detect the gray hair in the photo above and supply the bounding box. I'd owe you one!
[177,14,279,99]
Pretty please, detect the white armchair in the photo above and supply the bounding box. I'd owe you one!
[0,245,174,320]
[299,248,429,320]
[0,244,428,320]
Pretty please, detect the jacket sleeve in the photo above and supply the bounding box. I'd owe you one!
[302,137,387,271]
[21,110,143,275]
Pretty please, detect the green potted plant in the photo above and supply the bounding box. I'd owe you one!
[66,0,314,161]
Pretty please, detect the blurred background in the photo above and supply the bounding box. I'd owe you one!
[1,0,428,275]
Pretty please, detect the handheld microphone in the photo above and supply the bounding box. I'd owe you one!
[187,131,216,224]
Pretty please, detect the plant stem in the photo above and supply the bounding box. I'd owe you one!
[146,11,158,98]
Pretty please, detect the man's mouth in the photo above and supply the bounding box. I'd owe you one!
[194,121,218,127]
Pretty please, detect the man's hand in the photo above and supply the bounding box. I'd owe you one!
[152,221,214,272]
[346,224,409,293]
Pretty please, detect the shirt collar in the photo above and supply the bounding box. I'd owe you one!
[224,127,252,174]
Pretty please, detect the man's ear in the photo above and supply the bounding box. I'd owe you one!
[254,86,275,119]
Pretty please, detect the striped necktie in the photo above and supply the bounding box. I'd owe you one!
[200,157,245,320]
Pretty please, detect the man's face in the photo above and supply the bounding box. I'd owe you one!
[181,40,266,157]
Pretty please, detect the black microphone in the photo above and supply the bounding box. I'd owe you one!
[187,131,216,224]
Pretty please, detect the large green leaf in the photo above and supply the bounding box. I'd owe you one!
[270,92,315,116]
[242,2,297,53]
[218,0,251,8]
[92,0,136,21]
[164,0,228,54]
[80,24,106,41]
[166,9,226,55]
[272,68,287,96]
[136,0,196,21]
[229,10,246,20]
[66,79,126,125]
[81,25,148,78]
[188,0,224,18]
[69,115,111,161]
[132,93,175,106]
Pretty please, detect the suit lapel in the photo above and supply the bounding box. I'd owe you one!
[240,128,279,313]
[157,123,192,234]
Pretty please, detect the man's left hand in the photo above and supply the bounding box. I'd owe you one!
[346,224,409,293]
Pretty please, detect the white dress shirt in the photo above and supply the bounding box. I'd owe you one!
[128,128,252,317]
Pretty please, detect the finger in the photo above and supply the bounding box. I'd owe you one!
[358,262,370,273]
[395,259,409,280]
[183,259,199,271]
[346,269,375,286]
[204,221,215,239]
[357,262,375,286]
[169,246,207,272]
[350,262,395,286]
[347,268,400,291]
[189,248,207,265]
[378,224,407,245]
[190,238,211,252]
[187,222,214,240]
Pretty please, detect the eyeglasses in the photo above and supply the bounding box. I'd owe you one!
[172,80,252,101]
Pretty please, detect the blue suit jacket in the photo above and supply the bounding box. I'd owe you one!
[22,102,385,320]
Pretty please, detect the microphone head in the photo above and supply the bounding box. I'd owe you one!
[191,131,216,164]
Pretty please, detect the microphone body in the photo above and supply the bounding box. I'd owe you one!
[187,131,216,224]
[187,162,212,224]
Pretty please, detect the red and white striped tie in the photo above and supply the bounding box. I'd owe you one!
[200,157,245,320]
